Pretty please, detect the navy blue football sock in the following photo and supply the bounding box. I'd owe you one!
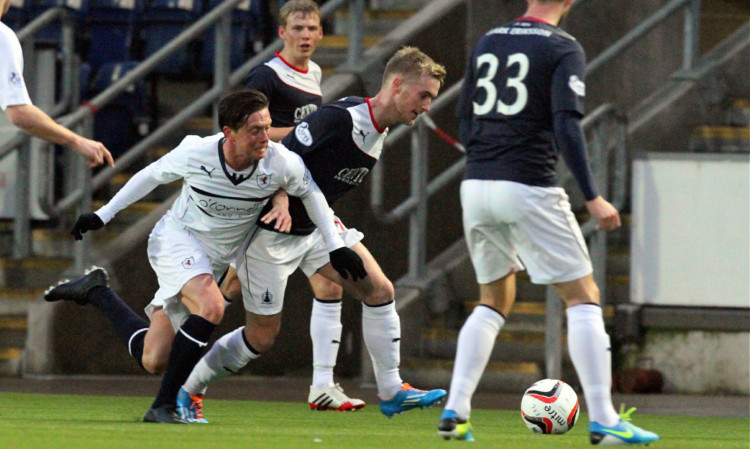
[151,314,216,409]
[88,287,149,369]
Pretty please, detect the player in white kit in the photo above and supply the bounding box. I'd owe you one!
[44,89,365,424]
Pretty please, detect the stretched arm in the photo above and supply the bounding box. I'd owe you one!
[5,104,114,167]
[554,110,620,231]
[94,163,173,224]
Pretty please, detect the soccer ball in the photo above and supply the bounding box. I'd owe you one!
[520,378,580,435]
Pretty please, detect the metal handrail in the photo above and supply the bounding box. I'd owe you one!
[44,0,352,219]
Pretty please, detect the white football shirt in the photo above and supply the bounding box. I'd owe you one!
[0,22,33,110]
[96,133,343,261]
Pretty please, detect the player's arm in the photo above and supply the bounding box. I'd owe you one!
[5,104,114,167]
[554,111,620,232]
[259,188,292,232]
[71,150,184,240]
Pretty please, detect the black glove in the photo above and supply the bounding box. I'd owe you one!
[329,247,367,281]
[71,212,104,240]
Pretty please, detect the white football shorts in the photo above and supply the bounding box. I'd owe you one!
[144,214,230,330]
[237,217,364,315]
[461,179,592,285]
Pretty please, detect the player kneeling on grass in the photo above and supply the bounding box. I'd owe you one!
[176,47,450,423]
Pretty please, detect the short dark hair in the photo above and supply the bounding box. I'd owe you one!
[218,89,269,131]
[279,0,321,27]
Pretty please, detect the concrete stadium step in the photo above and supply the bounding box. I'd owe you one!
[400,357,542,393]
[0,257,72,290]
[0,347,22,376]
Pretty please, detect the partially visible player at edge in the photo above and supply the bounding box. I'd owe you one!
[228,0,366,412]
[43,89,365,424]
[179,47,449,422]
[437,0,658,446]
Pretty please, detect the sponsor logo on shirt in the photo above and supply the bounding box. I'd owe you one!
[295,122,313,146]
[568,75,585,97]
[334,167,369,186]
[294,104,318,123]
[357,129,370,145]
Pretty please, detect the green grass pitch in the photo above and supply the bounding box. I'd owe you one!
[1,392,748,449]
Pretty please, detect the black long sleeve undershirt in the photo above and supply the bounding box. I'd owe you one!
[554,110,599,201]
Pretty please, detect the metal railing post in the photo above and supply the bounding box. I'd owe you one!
[347,0,366,67]
[408,118,429,281]
[544,287,563,379]
[13,138,32,258]
[212,11,232,130]
[683,0,701,71]
[72,117,95,274]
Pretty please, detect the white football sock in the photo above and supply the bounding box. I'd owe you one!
[444,305,505,419]
[362,301,403,399]
[310,299,343,390]
[566,304,619,426]
[182,326,259,395]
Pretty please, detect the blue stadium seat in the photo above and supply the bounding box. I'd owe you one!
[87,61,148,157]
[199,0,251,74]
[138,0,202,75]
[5,1,30,32]
[30,0,88,47]
[85,0,144,70]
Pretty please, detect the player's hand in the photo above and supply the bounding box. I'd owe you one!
[261,189,291,232]
[585,196,621,232]
[329,247,367,281]
[75,137,115,168]
[71,212,104,240]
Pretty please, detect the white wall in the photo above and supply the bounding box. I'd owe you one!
[631,153,750,307]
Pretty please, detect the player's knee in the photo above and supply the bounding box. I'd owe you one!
[198,299,225,324]
[246,326,278,353]
[221,277,242,302]
[363,276,394,305]
[141,350,167,375]
[563,283,600,306]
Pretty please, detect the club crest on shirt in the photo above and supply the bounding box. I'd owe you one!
[568,75,585,97]
[181,257,195,269]
[295,122,313,146]
[261,289,273,304]
[257,173,272,189]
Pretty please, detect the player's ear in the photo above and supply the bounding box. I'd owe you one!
[221,125,234,141]
[278,24,286,40]
[391,76,403,92]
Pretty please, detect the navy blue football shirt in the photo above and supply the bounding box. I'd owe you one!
[258,97,387,235]
[458,18,587,189]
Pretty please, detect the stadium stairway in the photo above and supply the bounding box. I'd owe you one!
[0,141,181,376]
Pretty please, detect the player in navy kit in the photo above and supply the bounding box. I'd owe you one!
[437,1,659,445]
[232,0,367,412]
[181,47,451,420]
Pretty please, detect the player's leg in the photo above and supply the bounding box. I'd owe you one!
[439,276,514,442]
[44,266,151,370]
[439,179,522,441]
[555,276,658,445]
[307,274,365,411]
[144,273,223,424]
[316,242,446,416]
[219,265,242,302]
[140,308,176,374]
